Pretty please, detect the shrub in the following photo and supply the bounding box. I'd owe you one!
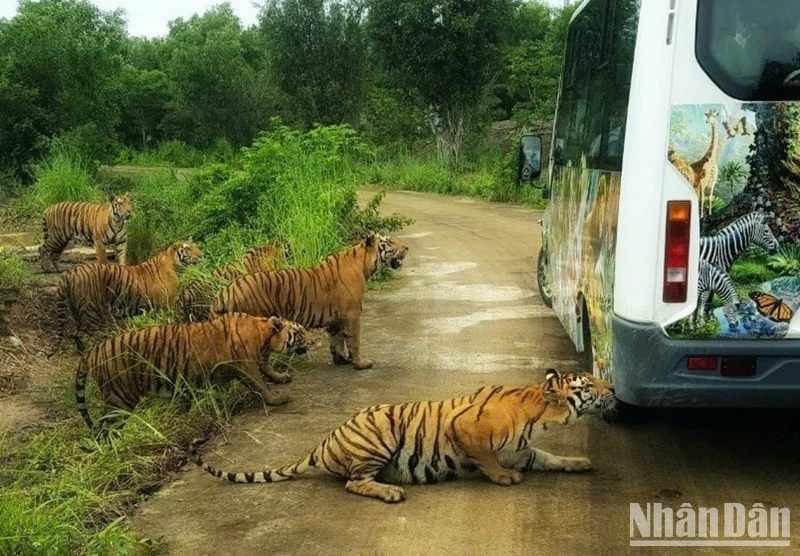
[767,244,800,276]
[126,170,194,263]
[53,123,120,171]
[0,248,30,296]
[730,261,775,284]
[12,148,103,216]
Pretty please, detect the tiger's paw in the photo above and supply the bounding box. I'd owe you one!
[562,457,592,472]
[261,391,290,406]
[331,351,352,365]
[376,485,407,503]
[267,371,292,384]
[353,358,374,370]
[489,469,523,486]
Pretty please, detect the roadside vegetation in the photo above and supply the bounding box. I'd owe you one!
[0,0,573,552]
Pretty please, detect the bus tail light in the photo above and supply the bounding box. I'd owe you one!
[663,201,691,303]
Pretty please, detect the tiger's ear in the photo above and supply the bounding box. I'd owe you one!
[364,233,376,248]
[269,316,284,332]
[109,194,116,203]
[543,369,565,404]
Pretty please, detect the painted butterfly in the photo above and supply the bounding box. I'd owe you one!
[749,291,794,323]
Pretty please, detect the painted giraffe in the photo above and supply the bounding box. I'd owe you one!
[690,109,720,216]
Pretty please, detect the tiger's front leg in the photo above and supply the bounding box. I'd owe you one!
[115,240,128,266]
[240,362,289,405]
[259,356,292,384]
[341,313,373,370]
[451,416,522,486]
[327,323,352,365]
[93,234,108,264]
[500,449,592,473]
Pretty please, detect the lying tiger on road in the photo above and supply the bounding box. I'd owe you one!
[191,369,615,503]
[76,313,314,433]
[210,233,408,373]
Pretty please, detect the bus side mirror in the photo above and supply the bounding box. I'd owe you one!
[517,134,542,184]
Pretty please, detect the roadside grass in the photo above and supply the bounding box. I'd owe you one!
[11,149,104,218]
[362,153,548,208]
[0,365,266,555]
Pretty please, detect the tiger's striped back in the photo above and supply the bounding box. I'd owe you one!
[75,313,312,431]
[40,196,132,272]
[178,241,294,321]
[51,240,202,354]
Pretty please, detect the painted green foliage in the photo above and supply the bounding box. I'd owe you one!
[668,102,800,339]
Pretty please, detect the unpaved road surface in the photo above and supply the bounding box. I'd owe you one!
[135,190,800,555]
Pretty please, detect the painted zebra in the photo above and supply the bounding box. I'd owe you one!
[699,211,779,271]
[698,211,779,317]
[694,260,741,329]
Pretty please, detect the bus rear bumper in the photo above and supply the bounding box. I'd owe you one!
[612,315,800,408]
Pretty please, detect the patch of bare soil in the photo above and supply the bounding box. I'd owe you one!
[0,273,78,435]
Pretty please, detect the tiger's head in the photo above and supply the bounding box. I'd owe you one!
[377,234,409,270]
[172,239,203,267]
[264,317,315,356]
[109,194,133,223]
[542,368,616,418]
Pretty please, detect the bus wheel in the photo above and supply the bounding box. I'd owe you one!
[537,247,552,308]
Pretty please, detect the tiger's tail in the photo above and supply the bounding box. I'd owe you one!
[75,356,95,431]
[190,438,320,484]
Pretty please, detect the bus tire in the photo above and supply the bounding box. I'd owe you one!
[537,247,553,308]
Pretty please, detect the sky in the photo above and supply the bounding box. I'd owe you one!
[1,0,568,38]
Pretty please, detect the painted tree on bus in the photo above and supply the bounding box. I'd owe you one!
[704,103,800,242]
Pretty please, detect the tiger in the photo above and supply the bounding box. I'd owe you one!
[177,240,295,321]
[40,195,133,273]
[191,369,615,503]
[51,240,203,355]
[76,313,314,433]
[209,233,408,372]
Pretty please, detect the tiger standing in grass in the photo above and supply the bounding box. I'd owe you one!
[40,195,133,272]
[76,313,314,433]
[177,240,294,321]
[192,369,615,503]
[51,239,203,354]
[210,233,408,372]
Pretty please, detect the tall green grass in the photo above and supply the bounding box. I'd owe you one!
[363,152,548,208]
[0,375,259,555]
[12,149,104,216]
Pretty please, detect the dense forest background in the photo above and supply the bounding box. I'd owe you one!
[0,0,575,181]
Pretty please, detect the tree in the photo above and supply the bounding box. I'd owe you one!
[718,160,748,201]
[504,3,576,126]
[368,0,516,161]
[0,0,127,173]
[259,0,368,128]
[161,4,270,147]
[117,65,171,148]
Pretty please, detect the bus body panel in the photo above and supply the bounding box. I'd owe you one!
[544,0,800,406]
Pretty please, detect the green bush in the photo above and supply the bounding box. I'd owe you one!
[767,244,800,276]
[12,149,103,216]
[117,141,205,168]
[0,248,30,295]
[730,261,775,284]
[53,123,120,171]
[126,170,194,263]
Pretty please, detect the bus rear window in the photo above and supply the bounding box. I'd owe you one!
[696,0,800,101]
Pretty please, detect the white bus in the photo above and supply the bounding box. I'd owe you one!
[520,0,800,407]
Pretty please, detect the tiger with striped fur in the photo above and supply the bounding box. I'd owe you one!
[177,240,294,321]
[192,369,614,502]
[210,233,408,372]
[76,313,314,432]
[52,240,203,354]
[40,195,133,272]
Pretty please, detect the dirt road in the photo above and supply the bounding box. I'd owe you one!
[134,190,800,555]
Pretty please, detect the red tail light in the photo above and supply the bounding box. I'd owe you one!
[663,201,691,303]
[687,357,718,371]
